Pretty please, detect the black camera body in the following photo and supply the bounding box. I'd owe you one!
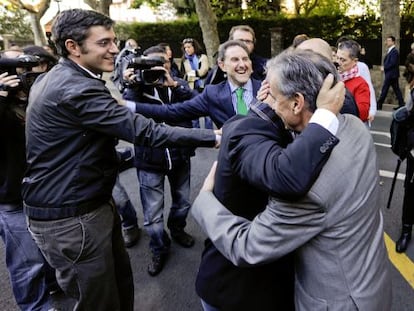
[0,54,42,93]
[127,55,166,86]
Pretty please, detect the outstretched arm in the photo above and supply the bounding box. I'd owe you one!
[192,164,325,266]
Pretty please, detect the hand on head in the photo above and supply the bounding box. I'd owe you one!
[316,74,345,115]
[256,80,273,105]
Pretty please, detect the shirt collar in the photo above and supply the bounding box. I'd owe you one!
[228,79,253,93]
[77,64,102,79]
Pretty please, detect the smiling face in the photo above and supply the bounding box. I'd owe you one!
[67,25,119,74]
[218,45,252,86]
[266,71,300,130]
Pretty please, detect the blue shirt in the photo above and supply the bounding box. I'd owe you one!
[228,80,254,114]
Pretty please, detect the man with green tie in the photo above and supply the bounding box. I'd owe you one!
[126,40,261,128]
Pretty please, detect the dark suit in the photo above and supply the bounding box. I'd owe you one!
[129,79,262,128]
[196,102,339,310]
[378,47,405,108]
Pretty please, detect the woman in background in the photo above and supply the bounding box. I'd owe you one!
[180,38,213,129]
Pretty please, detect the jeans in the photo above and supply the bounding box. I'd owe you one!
[27,202,134,311]
[137,159,191,256]
[0,204,52,311]
[113,175,138,229]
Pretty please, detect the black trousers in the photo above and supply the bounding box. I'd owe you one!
[403,154,414,225]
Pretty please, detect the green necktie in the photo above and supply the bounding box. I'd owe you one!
[236,87,248,115]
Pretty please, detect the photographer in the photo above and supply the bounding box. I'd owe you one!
[123,45,198,276]
[395,54,414,253]
[0,49,56,310]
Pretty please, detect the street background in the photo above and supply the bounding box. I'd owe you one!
[0,73,413,310]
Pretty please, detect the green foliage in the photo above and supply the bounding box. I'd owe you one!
[131,0,165,9]
[210,0,281,18]
[307,0,347,16]
[114,13,408,66]
[401,15,414,41]
[0,6,33,42]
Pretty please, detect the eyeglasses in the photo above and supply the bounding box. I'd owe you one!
[238,39,254,45]
[84,38,118,48]
[182,38,194,44]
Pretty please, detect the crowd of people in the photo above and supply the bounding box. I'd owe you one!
[0,7,413,311]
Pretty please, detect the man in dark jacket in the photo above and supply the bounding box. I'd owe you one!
[0,49,56,310]
[123,45,199,276]
[205,25,267,85]
[22,9,218,311]
[377,35,405,109]
[125,40,262,128]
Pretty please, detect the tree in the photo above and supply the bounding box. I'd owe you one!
[194,0,220,65]
[0,5,33,44]
[380,0,401,56]
[84,0,112,16]
[20,0,51,46]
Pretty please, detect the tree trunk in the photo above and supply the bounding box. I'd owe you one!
[29,13,47,45]
[381,0,401,54]
[84,0,112,16]
[193,0,220,66]
[21,0,51,46]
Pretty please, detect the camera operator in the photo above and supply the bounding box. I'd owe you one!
[122,45,199,276]
[0,49,56,310]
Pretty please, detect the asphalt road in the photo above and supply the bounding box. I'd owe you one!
[0,80,413,310]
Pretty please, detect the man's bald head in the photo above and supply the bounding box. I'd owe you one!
[296,38,332,61]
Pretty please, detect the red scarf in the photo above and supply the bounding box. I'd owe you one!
[339,65,359,82]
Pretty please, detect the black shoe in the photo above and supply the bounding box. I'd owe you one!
[171,230,195,248]
[122,226,141,248]
[396,232,411,253]
[147,254,167,276]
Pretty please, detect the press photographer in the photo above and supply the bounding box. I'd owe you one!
[0,47,58,309]
[122,45,200,276]
[0,52,40,94]
[126,54,166,86]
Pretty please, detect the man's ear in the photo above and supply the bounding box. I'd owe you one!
[65,39,80,57]
[292,92,305,115]
[218,61,226,72]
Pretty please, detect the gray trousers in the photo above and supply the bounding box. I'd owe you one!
[27,202,134,311]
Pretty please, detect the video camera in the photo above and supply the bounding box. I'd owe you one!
[127,55,166,86]
[0,54,42,93]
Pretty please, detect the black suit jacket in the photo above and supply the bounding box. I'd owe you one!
[195,102,339,310]
[384,47,400,80]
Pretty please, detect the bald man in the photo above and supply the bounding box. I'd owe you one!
[297,38,359,117]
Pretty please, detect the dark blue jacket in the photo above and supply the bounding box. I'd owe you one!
[196,102,339,310]
[384,47,400,79]
[0,95,26,206]
[124,78,197,172]
[132,79,262,128]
